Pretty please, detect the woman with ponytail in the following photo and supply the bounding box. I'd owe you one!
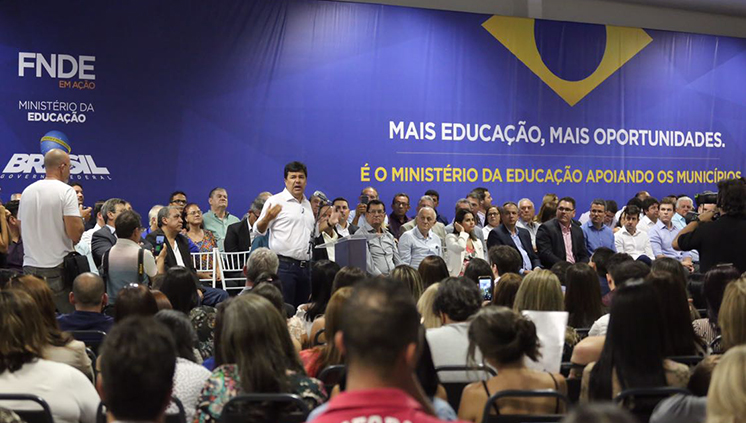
[457,306,567,422]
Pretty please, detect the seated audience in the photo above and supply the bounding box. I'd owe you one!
[311,277,441,423]
[299,287,354,377]
[445,209,485,276]
[331,197,358,237]
[706,345,746,423]
[590,247,615,296]
[516,198,539,249]
[7,275,93,379]
[581,281,690,401]
[399,207,442,269]
[638,196,660,233]
[693,265,740,345]
[114,284,158,323]
[564,263,605,329]
[459,307,567,422]
[160,267,217,361]
[392,264,425,301]
[202,187,240,251]
[0,290,99,423]
[103,210,159,303]
[537,193,558,224]
[142,204,163,238]
[145,206,194,272]
[2,201,22,272]
[491,272,522,308]
[481,205,500,240]
[649,356,718,423]
[427,277,482,381]
[364,200,400,276]
[312,204,341,261]
[239,247,279,294]
[417,282,442,329]
[249,282,302,351]
[97,316,175,423]
[649,198,694,270]
[418,255,450,288]
[488,245,522,281]
[588,256,646,336]
[194,295,326,423]
[152,290,173,310]
[57,272,114,333]
[487,202,541,273]
[154,310,211,422]
[291,260,340,347]
[463,258,493,286]
[614,205,654,261]
[550,261,571,287]
[388,193,411,239]
[561,404,636,423]
[536,197,589,267]
[184,203,219,265]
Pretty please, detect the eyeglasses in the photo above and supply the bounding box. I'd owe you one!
[171,199,187,205]
[187,210,202,216]
[557,207,575,213]
[368,210,386,215]
[487,212,499,217]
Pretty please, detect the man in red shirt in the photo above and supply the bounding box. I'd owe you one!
[312,278,464,423]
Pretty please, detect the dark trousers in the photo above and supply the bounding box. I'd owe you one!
[277,260,311,308]
[202,286,229,307]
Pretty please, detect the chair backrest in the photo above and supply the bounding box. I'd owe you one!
[220,394,310,423]
[710,335,723,353]
[566,378,581,404]
[317,365,346,393]
[482,390,569,423]
[98,396,185,423]
[313,328,327,346]
[0,394,54,423]
[435,365,497,411]
[70,330,107,353]
[218,250,251,291]
[191,249,217,288]
[614,387,691,423]
[85,348,97,381]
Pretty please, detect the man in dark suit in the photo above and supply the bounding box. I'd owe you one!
[536,196,590,268]
[145,206,193,272]
[487,202,541,273]
[224,217,251,253]
[91,198,128,267]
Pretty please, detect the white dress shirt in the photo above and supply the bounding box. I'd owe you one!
[254,188,315,261]
[399,226,442,269]
[76,223,102,275]
[638,215,657,233]
[614,226,654,259]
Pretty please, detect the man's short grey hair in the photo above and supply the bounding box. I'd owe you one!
[250,195,267,213]
[157,205,179,228]
[418,206,435,217]
[518,198,534,208]
[418,195,434,207]
[101,198,127,224]
[246,248,279,282]
[73,273,105,307]
[148,205,164,223]
[676,196,693,209]
[455,198,470,215]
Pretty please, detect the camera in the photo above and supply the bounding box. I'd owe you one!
[685,191,719,224]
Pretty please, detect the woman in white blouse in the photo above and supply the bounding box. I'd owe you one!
[0,290,99,423]
[445,209,485,276]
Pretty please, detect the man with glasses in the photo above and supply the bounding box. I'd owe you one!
[388,193,411,239]
[168,191,188,212]
[581,199,616,254]
[536,196,589,268]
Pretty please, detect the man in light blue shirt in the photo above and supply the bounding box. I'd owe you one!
[649,198,694,271]
[398,207,442,269]
[581,199,616,254]
[672,196,693,230]
[202,187,240,251]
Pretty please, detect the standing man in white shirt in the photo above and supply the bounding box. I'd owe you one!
[614,205,654,262]
[253,161,315,307]
[19,149,84,313]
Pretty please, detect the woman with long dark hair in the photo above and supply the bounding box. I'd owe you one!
[445,209,485,277]
[565,263,605,328]
[194,295,326,423]
[299,287,353,377]
[693,265,740,345]
[582,281,690,401]
[647,271,707,356]
[289,260,340,347]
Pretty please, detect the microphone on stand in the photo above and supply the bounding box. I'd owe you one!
[313,190,331,206]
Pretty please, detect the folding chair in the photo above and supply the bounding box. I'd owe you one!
[70,330,107,354]
[710,335,723,354]
[435,365,497,410]
[99,397,185,423]
[614,387,690,423]
[218,250,251,292]
[220,394,310,423]
[482,390,569,423]
[85,348,97,381]
[317,365,346,393]
[191,249,218,288]
[575,328,590,339]
[0,394,54,423]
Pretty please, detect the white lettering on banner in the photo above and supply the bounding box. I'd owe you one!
[18,52,95,80]
[2,154,111,180]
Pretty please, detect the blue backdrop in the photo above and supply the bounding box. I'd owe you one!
[1,0,744,219]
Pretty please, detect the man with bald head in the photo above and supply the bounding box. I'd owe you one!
[19,149,85,313]
[398,206,442,269]
[57,272,113,333]
[398,195,447,245]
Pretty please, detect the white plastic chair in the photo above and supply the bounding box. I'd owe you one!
[191,248,219,288]
[218,250,251,291]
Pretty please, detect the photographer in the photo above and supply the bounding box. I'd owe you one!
[674,178,746,273]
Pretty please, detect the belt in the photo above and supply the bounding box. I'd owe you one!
[278,255,310,268]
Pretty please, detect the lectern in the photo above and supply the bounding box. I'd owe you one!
[315,233,370,269]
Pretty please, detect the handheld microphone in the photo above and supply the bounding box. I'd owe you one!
[313,190,331,206]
